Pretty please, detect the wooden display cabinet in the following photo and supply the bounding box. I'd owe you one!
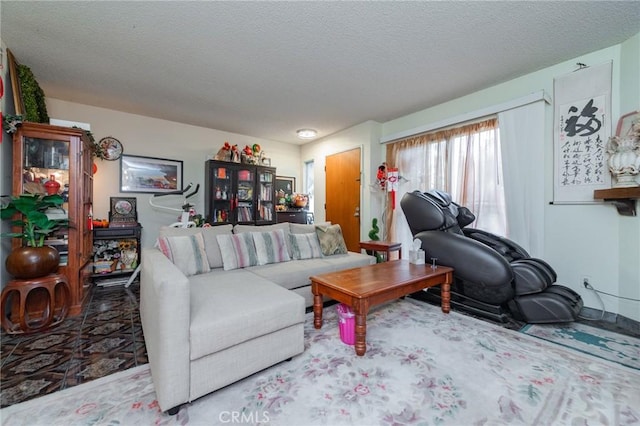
[11,122,94,316]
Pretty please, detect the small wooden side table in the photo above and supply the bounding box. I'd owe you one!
[0,274,70,334]
[359,240,402,261]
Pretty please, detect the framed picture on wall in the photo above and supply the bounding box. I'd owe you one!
[275,176,295,197]
[120,154,183,193]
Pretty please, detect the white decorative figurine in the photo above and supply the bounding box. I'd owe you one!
[606,115,640,187]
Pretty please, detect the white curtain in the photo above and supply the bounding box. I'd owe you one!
[498,100,547,257]
[385,119,504,256]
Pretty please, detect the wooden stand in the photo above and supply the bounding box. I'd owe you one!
[359,240,402,261]
[0,274,70,334]
[593,187,640,216]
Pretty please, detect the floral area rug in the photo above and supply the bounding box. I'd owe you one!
[520,321,640,370]
[2,298,639,425]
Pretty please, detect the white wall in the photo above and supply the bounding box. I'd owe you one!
[45,99,302,249]
[381,35,640,322]
[300,120,383,240]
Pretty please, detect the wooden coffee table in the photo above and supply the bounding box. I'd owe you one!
[311,260,453,356]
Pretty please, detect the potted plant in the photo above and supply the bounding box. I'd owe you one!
[1,193,69,279]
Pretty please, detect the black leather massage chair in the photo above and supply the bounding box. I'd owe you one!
[400,190,583,323]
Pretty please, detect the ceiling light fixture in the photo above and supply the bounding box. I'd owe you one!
[296,129,318,139]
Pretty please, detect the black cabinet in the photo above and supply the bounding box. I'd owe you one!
[92,225,142,280]
[276,210,308,224]
[205,161,276,226]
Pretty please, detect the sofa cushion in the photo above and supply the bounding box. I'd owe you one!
[316,224,348,256]
[159,224,232,269]
[216,233,259,270]
[289,221,330,234]
[320,252,376,271]
[246,258,336,291]
[289,233,323,260]
[157,233,210,276]
[252,229,291,265]
[188,270,305,359]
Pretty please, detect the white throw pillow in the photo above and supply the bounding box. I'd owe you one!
[251,229,291,265]
[157,233,210,276]
[216,233,259,271]
[159,224,232,269]
[289,233,323,260]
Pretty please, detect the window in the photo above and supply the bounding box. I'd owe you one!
[385,118,505,250]
[304,160,314,212]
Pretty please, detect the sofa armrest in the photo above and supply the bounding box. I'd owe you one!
[140,248,191,412]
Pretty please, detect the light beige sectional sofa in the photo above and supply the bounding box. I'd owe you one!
[140,221,375,414]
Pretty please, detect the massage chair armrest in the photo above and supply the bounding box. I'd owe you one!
[462,228,530,261]
[413,230,513,288]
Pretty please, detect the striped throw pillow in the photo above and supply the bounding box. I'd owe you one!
[289,233,323,260]
[216,233,259,271]
[252,229,291,265]
[157,233,210,276]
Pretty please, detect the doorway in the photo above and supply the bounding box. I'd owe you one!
[325,147,361,252]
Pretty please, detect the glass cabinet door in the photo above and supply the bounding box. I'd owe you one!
[22,137,71,202]
[210,164,232,224]
[257,168,275,222]
[235,168,254,223]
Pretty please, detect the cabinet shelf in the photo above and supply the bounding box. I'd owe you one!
[593,187,640,216]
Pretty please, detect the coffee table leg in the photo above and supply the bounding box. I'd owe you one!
[313,291,323,329]
[353,300,367,356]
[441,272,452,314]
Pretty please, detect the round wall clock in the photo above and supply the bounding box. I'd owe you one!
[99,136,123,161]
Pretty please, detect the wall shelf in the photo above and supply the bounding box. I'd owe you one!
[593,187,640,216]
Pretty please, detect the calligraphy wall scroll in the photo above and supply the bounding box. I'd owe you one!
[553,62,612,203]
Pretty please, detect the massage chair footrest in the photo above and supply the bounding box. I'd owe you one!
[511,286,583,324]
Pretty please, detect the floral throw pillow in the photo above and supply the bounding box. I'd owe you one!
[315,224,348,256]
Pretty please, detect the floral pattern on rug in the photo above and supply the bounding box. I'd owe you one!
[2,299,639,426]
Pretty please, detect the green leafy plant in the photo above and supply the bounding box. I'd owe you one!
[368,217,380,240]
[1,193,69,247]
[368,218,383,263]
[18,64,49,123]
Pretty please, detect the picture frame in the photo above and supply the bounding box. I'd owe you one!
[8,49,24,116]
[275,176,296,197]
[109,197,138,227]
[120,154,183,193]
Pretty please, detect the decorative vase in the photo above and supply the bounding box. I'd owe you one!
[5,246,60,279]
[44,174,61,195]
[606,121,640,188]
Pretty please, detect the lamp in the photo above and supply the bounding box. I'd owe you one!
[296,129,317,139]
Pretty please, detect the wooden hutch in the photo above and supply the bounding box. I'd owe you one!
[11,122,94,316]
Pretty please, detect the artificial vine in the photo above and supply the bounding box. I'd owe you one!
[18,64,49,123]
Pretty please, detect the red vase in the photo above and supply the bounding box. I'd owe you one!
[44,175,61,195]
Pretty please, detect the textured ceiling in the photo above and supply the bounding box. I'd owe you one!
[2,1,639,144]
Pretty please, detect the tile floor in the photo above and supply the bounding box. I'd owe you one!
[1,283,147,408]
[1,282,637,409]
